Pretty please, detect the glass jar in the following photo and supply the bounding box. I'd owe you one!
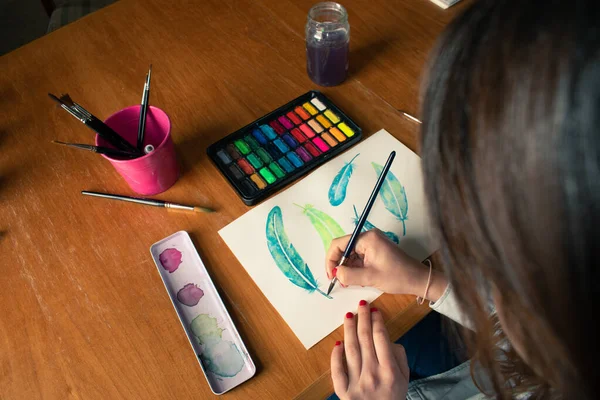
[305,2,350,87]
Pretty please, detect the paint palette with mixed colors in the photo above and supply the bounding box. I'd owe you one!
[150,231,256,395]
[207,91,362,205]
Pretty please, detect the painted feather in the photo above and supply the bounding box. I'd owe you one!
[352,205,400,244]
[266,206,332,299]
[372,162,409,236]
[328,153,360,206]
[295,204,345,251]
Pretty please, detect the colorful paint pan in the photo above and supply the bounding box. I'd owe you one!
[269,162,286,178]
[207,91,362,205]
[247,153,263,169]
[303,102,318,115]
[308,119,324,134]
[234,139,251,155]
[310,98,327,111]
[286,111,302,125]
[278,115,294,130]
[330,127,346,142]
[304,141,321,157]
[269,120,286,135]
[294,106,311,120]
[338,122,355,137]
[250,173,267,189]
[316,114,332,129]
[324,109,340,124]
[299,123,316,138]
[150,231,256,394]
[296,146,312,162]
[290,128,307,144]
[321,132,338,147]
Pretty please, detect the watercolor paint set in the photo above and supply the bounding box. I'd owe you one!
[150,231,255,395]
[207,91,362,205]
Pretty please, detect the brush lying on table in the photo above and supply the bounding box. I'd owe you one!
[81,191,215,213]
[48,93,141,155]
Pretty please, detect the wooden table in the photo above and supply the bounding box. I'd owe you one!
[0,0,470,398]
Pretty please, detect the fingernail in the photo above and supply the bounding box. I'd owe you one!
[370,307,378,313]
[332,267,337,278]
[345,312,354,319]
[335,341,341,346]
[359,300,367,306]
[341,283,347,288]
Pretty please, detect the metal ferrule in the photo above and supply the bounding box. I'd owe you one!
[165,203,194,211]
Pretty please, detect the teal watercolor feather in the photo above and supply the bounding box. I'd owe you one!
[266,206,332,299]
[328,153,360,206]
[372,162,409,236]
[352,205,400,244]
[295,204,345,251]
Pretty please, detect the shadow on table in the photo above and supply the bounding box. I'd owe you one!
[349,37,394,78]
[175,125,228,177]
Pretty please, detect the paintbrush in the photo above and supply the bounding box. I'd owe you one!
[48,93,142,155]
[81,191,215,213]
[399,111,422,124]
[52,141,139,158]
[326,150,396,296]
[137,64,152,150]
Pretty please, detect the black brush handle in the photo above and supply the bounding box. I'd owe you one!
[95,146,140,159]
[85,117,141,154]
[343,151,396,259]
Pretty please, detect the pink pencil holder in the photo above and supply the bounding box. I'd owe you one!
[97,106,179,195]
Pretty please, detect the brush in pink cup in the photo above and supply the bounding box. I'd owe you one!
[96,105,179,195]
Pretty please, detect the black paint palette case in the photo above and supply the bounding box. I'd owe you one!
[207,91,362,205]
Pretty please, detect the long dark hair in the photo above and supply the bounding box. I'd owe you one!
[420,0,599,398]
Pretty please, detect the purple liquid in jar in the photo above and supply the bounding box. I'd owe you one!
[307,39,349,86]
[306,2,350,87]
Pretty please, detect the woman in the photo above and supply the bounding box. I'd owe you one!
[326,0,598,399]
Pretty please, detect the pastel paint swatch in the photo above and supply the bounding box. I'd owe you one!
[150,231,256,394]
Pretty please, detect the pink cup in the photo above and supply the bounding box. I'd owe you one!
[96,106,179,195]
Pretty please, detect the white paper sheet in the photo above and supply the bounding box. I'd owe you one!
[219,129,436,348]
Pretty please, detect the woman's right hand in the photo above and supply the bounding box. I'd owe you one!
[326,230,447,300]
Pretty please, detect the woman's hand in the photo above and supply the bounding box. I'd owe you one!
[331,300,409,400]
[326,230,446,300]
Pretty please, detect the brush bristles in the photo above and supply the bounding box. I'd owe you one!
[59,93,75,108]
[193,206,215,213]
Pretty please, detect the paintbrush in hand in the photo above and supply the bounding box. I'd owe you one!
[326,150,396,296]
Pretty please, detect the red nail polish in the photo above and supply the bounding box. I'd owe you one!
[359,300,367,306]
[345,312,354,319]
[332,267,337,277]
[370,307,378,313]
[335,341,341,346]
[341,283,347,288]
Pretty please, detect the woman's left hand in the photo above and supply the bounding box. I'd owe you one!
[331,300,409,400]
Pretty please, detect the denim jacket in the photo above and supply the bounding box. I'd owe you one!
[406,286,490,400]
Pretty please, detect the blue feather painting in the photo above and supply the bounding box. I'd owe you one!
[328,153,360,206]
[351,205,400,244]
[372,162,409,235]
[219,129,437,349]
[266,206,332,299]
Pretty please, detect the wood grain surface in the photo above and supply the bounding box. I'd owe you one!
[0,0,470,398]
